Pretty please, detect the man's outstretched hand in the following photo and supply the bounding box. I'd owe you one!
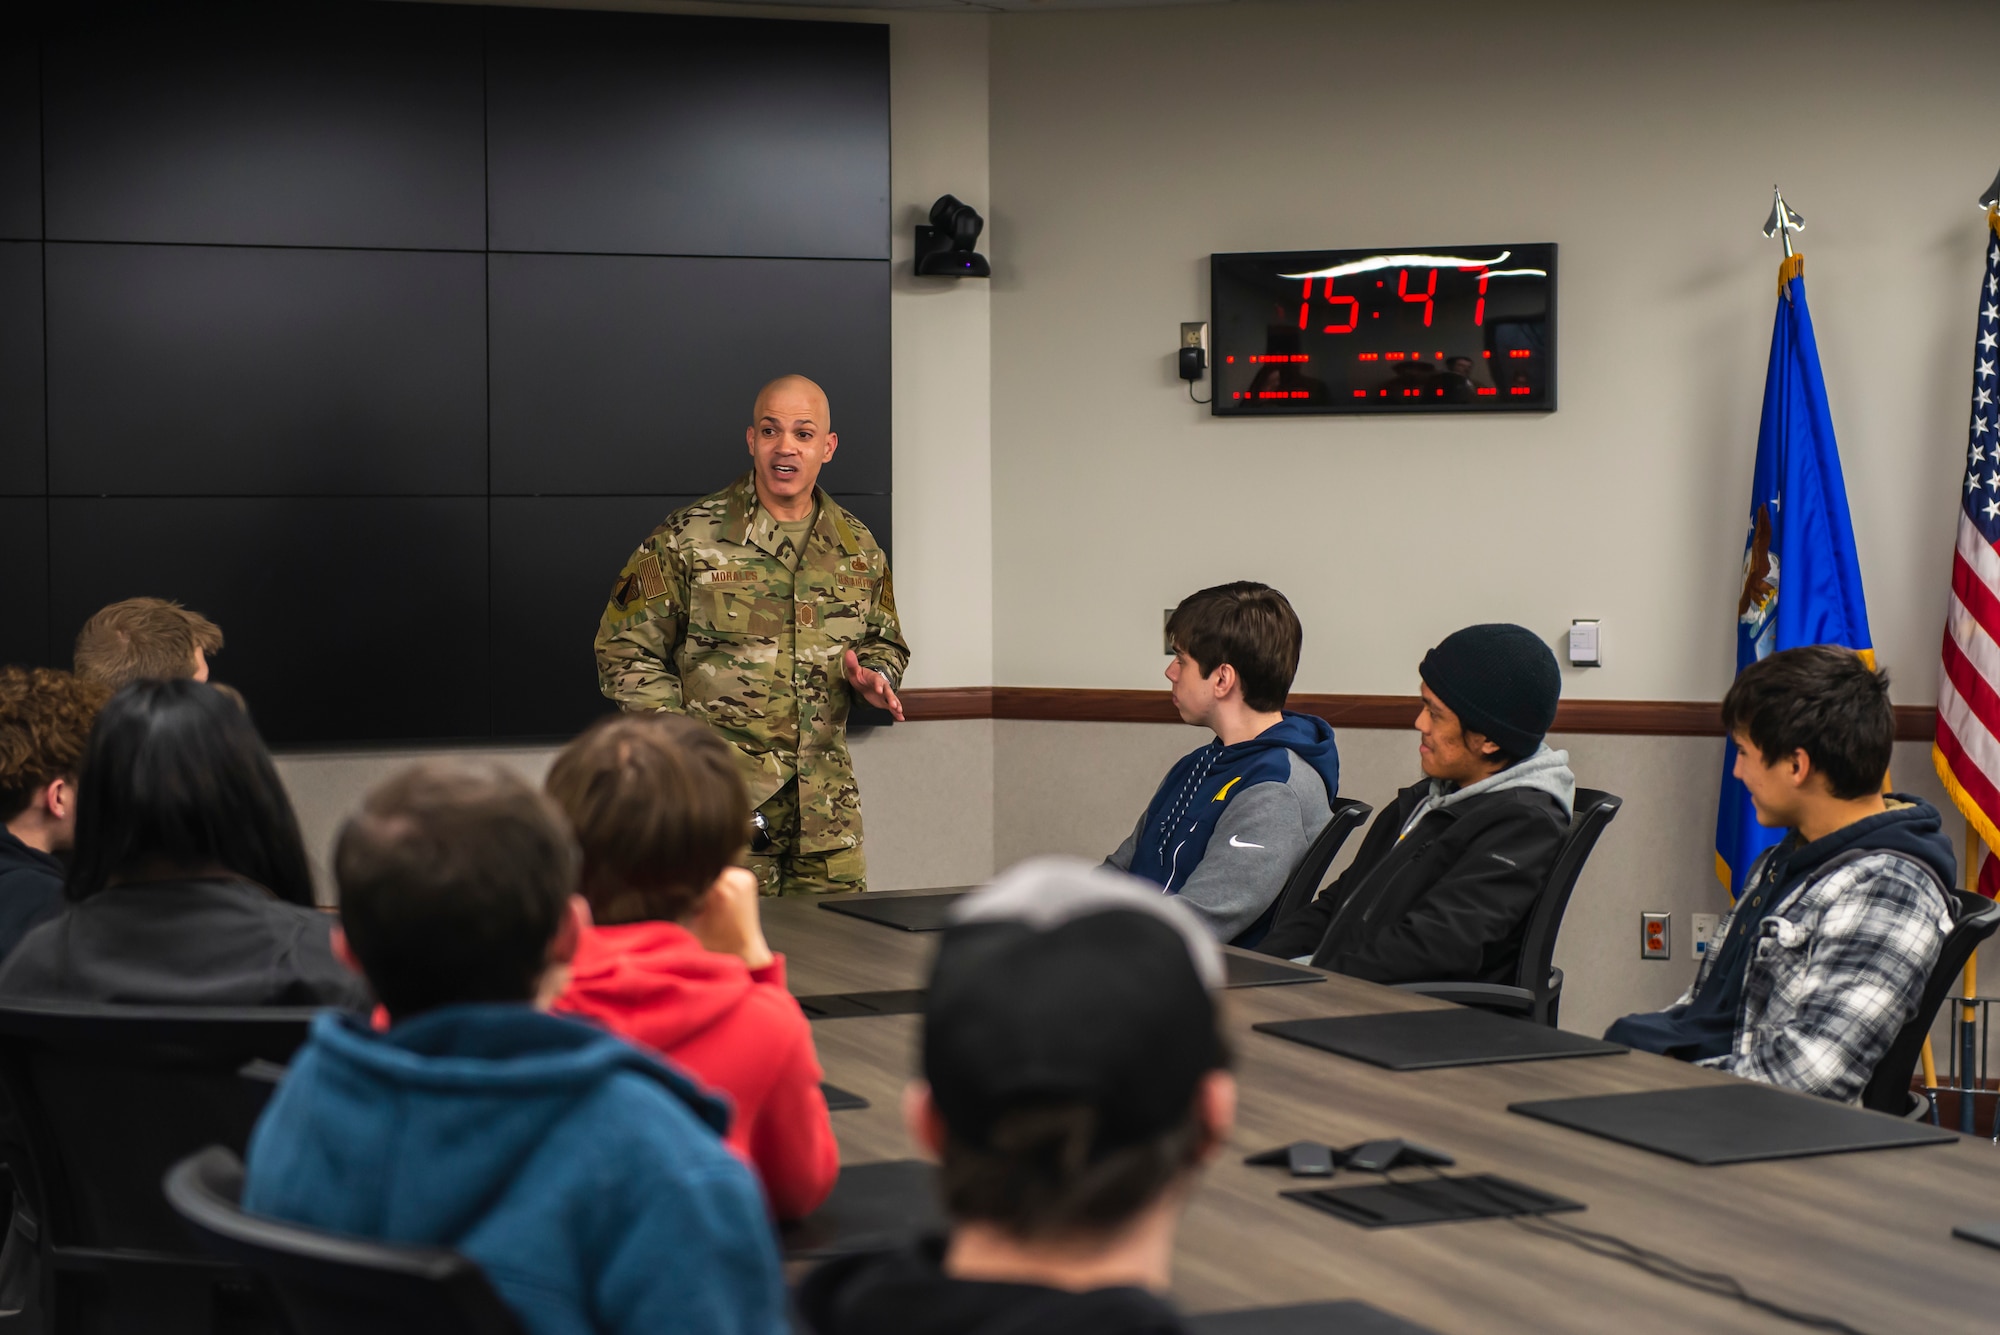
[843,648,905,721]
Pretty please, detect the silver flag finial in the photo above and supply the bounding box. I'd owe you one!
[1980,166,2000,209]
[1763,185,1804,259]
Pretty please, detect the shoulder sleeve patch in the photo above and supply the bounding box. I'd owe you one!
[638,553,667,600]
[613,571,643,606]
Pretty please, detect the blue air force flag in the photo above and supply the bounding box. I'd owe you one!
[1714,253,1875,894]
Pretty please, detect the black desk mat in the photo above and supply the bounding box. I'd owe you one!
[820,1083,869,1111]
[796,989,928,1020]
[819,891,968,932]
[1189,1299,1443,1333]
[1224,952,1324,988]
[1511,1082,1959,1164]
[1284,1173,1583,1229]
[781,1159,944,1260]
[1255,1008,1625,1070]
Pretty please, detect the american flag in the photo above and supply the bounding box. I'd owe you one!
[1935,205,2000,899]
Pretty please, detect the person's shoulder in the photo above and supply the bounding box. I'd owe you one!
[582,1065,753,1175]
[824,497,888,557]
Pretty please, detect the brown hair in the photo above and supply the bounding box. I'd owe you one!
[1166,582,1302,713]
[335,761,576,1020]
[545,715,750,925]
[0,668,111,821]
[73,597,224,689]
[937,1028,1230,1241]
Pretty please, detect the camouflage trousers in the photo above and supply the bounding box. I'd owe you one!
[747,779,868,896]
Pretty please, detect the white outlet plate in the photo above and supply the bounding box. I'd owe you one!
[1692,913,1719,958]
[1641,911,1671,960]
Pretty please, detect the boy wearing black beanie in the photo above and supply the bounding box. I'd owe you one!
[1259,624,1577,985]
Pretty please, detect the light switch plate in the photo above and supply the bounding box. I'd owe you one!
[1569,619,1601,667]
[1642,911,1670,960]
[1692,913,1719,958]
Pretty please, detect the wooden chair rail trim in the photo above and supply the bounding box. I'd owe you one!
[896,687,1935,741]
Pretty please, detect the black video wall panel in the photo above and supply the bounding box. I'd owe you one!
[8,2,890,746]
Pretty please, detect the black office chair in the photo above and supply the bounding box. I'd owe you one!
[0,1000,318,1335]
[1861,888,2000,1118]
[1230,797,1373,950]
[165,1146,525,1335]
[1396,787,1623,1028]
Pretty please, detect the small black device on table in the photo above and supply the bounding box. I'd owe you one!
[1210,243,1555,416]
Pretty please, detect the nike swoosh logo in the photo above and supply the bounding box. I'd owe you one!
[1229,835,1264,849]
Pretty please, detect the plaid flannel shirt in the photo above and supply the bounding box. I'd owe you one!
[1687,849,1952,1103]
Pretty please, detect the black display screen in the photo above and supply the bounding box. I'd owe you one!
[1209,243,1555,415]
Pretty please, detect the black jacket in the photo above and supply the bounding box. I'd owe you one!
[0,831,66,963]
[0,877,371,1009]
[795,1239,1187,1335]
[1258,779,1569,983]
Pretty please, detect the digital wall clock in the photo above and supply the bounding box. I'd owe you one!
[1209,243,1555,416]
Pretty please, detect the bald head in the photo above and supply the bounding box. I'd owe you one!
[745,374,838,520]
[751,375,830,433]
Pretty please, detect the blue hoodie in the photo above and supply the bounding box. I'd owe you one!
[1107,711,1341,942]
[243,1006,786,1335]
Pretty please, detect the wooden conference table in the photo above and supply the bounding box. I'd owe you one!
[764,889,2000,1335]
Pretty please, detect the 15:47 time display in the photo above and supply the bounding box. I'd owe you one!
[1209,243,1557,416]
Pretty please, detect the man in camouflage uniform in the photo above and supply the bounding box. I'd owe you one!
[594,375,909,895]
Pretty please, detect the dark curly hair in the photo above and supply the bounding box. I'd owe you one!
[0,668,111,822]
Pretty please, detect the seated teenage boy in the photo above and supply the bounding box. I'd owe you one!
[0,668,108,959]
[1605,646,1953,1102]
[547,713,838,1221]
[796,858,1232,1335]
[1258,623,1573,982]
[1104,582,1339,942]
[243,760,786,1335]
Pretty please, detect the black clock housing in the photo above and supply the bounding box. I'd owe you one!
[1209,243,1556,416]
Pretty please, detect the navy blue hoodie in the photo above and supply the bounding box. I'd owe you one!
[244,1006,786,1335]
[1107,712,1340,941]
[1606,795,1956,1060]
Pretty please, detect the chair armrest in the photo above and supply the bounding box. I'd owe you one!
[1393,982,1536,1014]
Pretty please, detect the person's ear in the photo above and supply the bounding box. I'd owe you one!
[547,894,590,967]
[1195,1070,1237,1164]
[902,1081,948,1158]
[330,925,363,977]
[1786,748,1813,790]
[43,776,70,822]
[1211,661,1237,700]
[821,430,838,462]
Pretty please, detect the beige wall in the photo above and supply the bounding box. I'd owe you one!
[987,0,1993,703]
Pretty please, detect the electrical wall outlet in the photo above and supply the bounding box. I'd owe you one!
[1692,913,1719,959]
[1180,321,1208,351]
[1164,610,1176,655]
[1641,911,1671,960]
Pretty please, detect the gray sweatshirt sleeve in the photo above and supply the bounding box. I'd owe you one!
[1103,809,1144,872]
[1173,782,1314,941]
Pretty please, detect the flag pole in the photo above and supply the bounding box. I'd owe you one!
[1966,818,1981,1133]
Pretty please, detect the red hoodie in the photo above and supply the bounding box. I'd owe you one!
[555,920,839,1221]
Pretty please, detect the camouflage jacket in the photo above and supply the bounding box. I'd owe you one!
[593,472,910,852]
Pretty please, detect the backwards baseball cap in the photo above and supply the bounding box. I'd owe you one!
[922,857,1228,1159]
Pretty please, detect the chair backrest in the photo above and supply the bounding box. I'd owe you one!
[166,1147,526,1335]
[1229,797,1372,949]
[1512,788,1622,1005]
[0,1000,316,1255]
[1861,888,2000,1115]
